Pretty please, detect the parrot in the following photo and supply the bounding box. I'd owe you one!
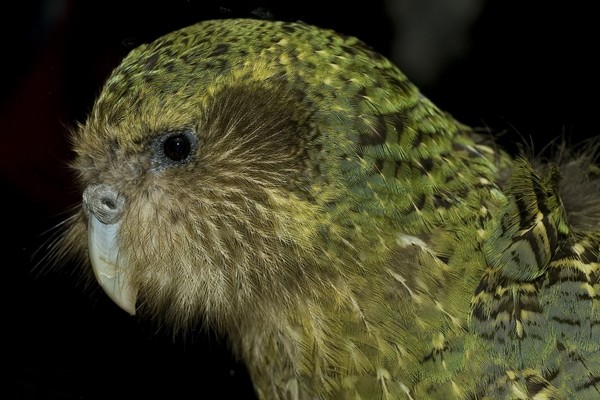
[53,18,600,399]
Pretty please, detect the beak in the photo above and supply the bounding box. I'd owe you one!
[87,214,137,315]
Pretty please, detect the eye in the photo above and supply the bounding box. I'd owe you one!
[163,133,191,162]
[152,130,197,170]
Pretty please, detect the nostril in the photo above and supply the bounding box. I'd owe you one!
[101,198,117,210]
[83,184,125,225]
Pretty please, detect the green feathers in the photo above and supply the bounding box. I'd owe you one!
[60,18,600,399]
[472,157,600,399]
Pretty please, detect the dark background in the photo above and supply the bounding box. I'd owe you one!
[4,1,597,398]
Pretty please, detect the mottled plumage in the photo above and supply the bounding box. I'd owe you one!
[54,19,600,399]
